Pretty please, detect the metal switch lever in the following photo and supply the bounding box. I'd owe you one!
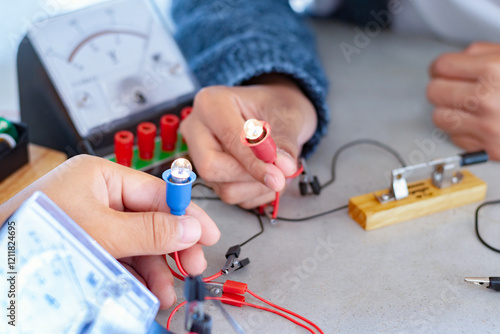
[375,151,488,203]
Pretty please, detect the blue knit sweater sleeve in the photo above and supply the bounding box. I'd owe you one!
[171,0,329,157]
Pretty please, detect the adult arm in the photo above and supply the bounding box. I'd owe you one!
[0,155,220,308]
[171,0,329,207]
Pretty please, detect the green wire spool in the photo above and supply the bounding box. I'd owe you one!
[0,117,19,142]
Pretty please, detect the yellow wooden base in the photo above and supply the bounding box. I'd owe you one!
[348,169,487,230]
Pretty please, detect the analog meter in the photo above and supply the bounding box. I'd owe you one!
[18,0,198,157]
[0,192,170,333]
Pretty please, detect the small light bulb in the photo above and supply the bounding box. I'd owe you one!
[244,119,265,141]
[170,158,192,183]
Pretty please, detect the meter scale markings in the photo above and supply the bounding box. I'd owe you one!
[68,29,148,63]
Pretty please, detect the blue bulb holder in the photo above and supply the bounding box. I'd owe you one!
[162,169,197,216]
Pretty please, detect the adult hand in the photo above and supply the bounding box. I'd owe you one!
[0,155,220,309]
[427,42,500,160]
[181,74,318,208]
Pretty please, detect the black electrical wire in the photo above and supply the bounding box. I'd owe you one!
[190,139,406,224]
[475,200,500,253]
[274,139,404,221]
[193,182,214,191]
[191,182,265,247]
[188,141,500,261]
[192,181,348,224]
[239,210,265,247]
[275,204,348,222]
[192,182,220,200]
[320,139,407,190]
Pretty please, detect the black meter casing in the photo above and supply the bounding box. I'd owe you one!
[17,35,196,158]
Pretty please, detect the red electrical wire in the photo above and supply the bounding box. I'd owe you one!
[166,277,324,333]
[203,271,223,282]
[167,252,223,282]
[246,289,324,334]
[167,262,185,281]
[271,164,304,219]
[288,165,304,179]
[173,252,188,276]
[164,159,321,332]
[166,300,187,329]
[272,192,280,220]
[166,297,319,333]
[169,161,304,279]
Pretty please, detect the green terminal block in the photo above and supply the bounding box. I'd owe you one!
[107,133,188,172]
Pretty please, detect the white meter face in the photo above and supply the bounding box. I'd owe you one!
[28,0,197,137]
[0,192,159,333]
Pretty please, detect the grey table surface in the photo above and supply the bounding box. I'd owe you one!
[157,21,500,334]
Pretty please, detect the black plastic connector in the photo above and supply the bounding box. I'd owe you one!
[299,158,321,196]
[299,181,308,196]
[190,315,212,334]
[310,176,321,195]
[185,276,205,302]
[184,276,212,334]
[222,245,250,275]
[460,150,488,166]
[225,245,241,259]
[236,258,250,270]
[488,277,500,291]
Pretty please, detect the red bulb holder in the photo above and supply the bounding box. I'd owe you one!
[137,122,157,160]
[240,121,276,163]
[114,130,134,167]
[160,114,179,152]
